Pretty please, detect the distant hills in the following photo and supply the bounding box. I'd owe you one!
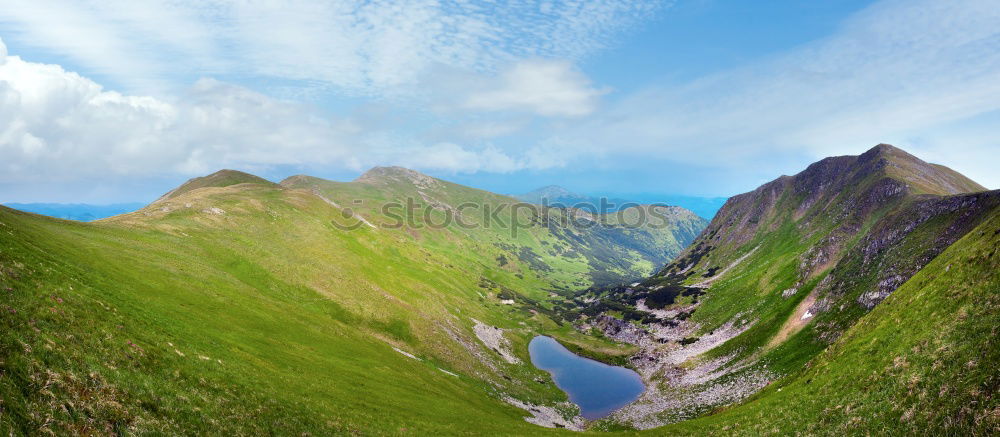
[6,180,728,223]
[513,185,727,220]
[279,166,708,287]
[3,202,144,221]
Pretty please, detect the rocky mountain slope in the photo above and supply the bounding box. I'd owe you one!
[662,199,1000,435]
[577,144,998,431]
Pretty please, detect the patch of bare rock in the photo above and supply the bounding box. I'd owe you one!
[472,319,521,364]
[502,396,585,431]
[580,309,775,430]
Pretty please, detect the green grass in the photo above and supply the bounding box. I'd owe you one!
[0,190,574,435]
[654,207,1000,435]
[1,159,996,435]
[0,169,703,435]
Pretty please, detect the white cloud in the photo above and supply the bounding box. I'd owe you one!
[390,143,524,173]
[463,60,607,117]
[0,0,662,96]
[0,46,537,185]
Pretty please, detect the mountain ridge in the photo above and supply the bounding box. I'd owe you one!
[122,165,708,290]
[575,143,998,429]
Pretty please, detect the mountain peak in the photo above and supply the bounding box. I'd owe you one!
[354,166,441,189]
[279,174,319,188]
[156,169,276,202]
[858,143,915,165]
[856,143,984,195]
[787,144,983,198]
[869,142,902,153]
[207,169,259,180]
[525,185,576,198]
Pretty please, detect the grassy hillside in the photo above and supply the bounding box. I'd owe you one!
[0,194,569,435]
[574,144,999,430]
[282,167,706,291]
[1,149,995,435]
[659,204,1000,435]
[0,168,702,435]
[155,169,278,202]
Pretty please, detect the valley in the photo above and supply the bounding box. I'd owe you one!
[1,145,997,435]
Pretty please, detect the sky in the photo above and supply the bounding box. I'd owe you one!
[0,0,998,204]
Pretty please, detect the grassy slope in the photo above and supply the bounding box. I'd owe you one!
[3,190,996,436]
[573,145,997,429]
[282,170,706,294]
[2,154,994,435]
[1,168,690,435]
[0,197,575,435]
[660,207,1000,435]
[156,170,278,201]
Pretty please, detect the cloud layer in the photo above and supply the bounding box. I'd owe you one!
[0,0,999,203]
[462,60,607,117]
[0,0,660,96]
[0,39,539,186]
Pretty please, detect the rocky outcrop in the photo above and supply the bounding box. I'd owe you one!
[820,189,1000,310]
[581,311,768,429]
[502,396,584,430]
[472,319,521,364]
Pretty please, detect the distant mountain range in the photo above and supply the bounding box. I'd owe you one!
[513,185,727,220]
[3,202,145,221]
[5,184,727,223]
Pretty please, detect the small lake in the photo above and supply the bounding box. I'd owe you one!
[528,336,645,420]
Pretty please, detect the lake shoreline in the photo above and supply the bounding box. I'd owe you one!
[527,335,646,420]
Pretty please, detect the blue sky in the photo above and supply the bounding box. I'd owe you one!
[0,0,998,204]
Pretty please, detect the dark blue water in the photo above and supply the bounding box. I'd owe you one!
[528,336,645,419]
